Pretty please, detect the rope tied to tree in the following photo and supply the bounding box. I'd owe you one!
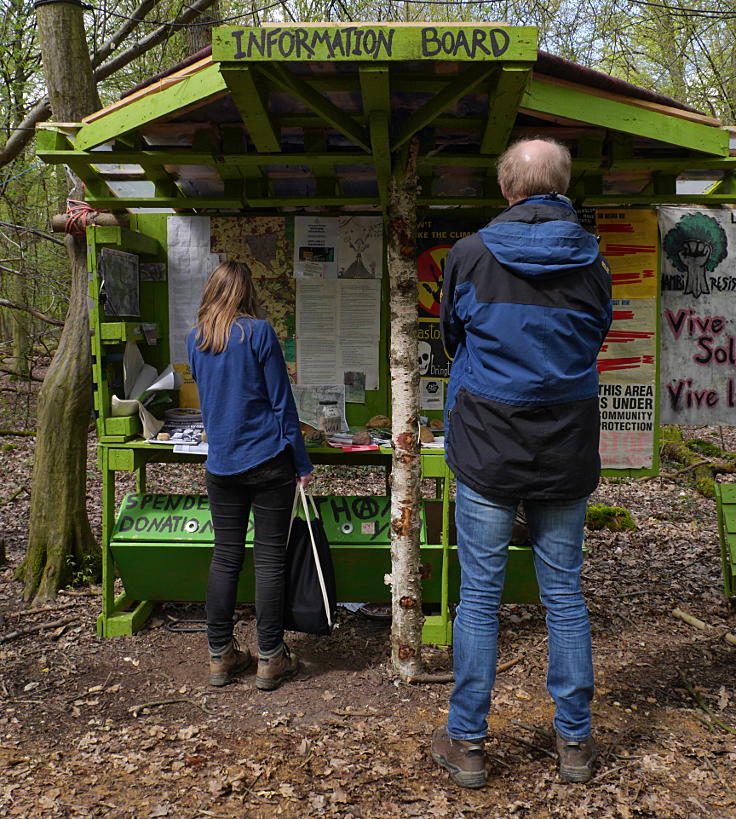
[64,199,108,236]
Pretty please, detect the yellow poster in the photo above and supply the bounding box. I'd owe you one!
[596,209,658,299]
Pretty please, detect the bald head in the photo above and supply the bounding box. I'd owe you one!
[497,138,572,205]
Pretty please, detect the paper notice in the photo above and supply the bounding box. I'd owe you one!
[293,216,339,278]
[420,378,444,410]
[296,279,380,389]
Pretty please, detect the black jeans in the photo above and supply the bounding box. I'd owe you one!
[205,450,296,654]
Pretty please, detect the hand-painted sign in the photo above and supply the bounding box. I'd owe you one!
[596,209,659,469]
[214,25,537,63]
[659,207,736,424]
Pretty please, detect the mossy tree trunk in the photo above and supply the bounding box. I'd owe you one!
[20,234,98,600]
[387,140,424,679]
[18,1,100,602]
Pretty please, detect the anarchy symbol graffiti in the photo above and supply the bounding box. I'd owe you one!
[352,497,379,519]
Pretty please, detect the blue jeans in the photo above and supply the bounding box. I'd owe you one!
[448,481,594,742]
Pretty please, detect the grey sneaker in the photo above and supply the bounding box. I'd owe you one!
[556,733,598,783]
[431,726,486,788]
[256,644,300,691]
[209,639,253,687]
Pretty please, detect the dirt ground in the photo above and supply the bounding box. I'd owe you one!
[1,380,735,818]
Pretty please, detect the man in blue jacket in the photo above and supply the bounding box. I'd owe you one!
[431,138,612,788]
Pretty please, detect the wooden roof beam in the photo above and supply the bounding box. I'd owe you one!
[74,63,228,151]
[522,78,729,156]
[254,63,371,152]
[359,65,391,209]
[220,65,281,153]
[480,64,532,156]
[392,62,498,151]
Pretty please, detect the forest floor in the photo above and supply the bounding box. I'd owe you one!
[0,375,735,818]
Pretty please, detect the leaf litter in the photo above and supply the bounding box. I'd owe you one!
[0,374,735,817]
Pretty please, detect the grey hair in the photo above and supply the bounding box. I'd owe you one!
[496,138,572,202]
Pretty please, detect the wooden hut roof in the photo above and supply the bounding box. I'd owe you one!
[36,23,736,212]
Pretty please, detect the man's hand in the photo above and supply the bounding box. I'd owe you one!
[297,472,313,489]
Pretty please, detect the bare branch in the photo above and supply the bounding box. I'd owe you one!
[94,0,222,82]
[0,220,65,246]
[0,298,64,326]
[0,97,52,169]
[91,0,162,69]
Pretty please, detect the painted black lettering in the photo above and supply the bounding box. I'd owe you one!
[201,519,213,534]
[279,30,295,58]
[311,30,333,57]
[153,495,166,510]
[353,497,379,520]
[454,29,470,58]
[376,29,394,57]
[135,516,149,532]
[140,494,154,511]
[197,495,209,510]
[231,29,247,59]
[421,28,441,57]
[295,28,313,58]
[353,28,363,56]
[147,517,163,532]
[118,516,134,532]
[171,515,183,530]
[330,496,351,522]
[266,27,281,57]
[363,29,377,57]
[160,516,173,533]
[246,30,265,58]
[374,521,390,541]
[164,495,181,511]
[472,29,491,56]
[489,28,510,58]
[330,29,346,56]
[442,31,455,54]
[182,496,196,511]
[124,495,138,510]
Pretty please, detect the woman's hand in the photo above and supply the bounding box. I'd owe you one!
[297,472,313,489]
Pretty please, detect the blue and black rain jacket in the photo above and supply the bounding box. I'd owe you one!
[440,194,612,501]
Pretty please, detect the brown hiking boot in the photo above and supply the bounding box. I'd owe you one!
[209,639,253,687]
[431,726,486,789]
[255,644,299,691]
[556,733,598,783]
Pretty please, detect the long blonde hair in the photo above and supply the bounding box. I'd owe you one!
[195,261,260,353]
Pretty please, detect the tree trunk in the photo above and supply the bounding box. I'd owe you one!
[184,1,219,53]
[9,273,31,378]
[388,140,424,678]
[19,235,98,601]
[19,1,101,602]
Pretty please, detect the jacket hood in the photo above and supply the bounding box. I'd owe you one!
[478,195,601,279]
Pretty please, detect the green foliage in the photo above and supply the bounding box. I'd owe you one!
[663,214,728,273]
[64,552,98,587]
[1,442,17,451]
[586,504,637,532]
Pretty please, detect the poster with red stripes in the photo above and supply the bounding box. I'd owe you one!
[596,209,658,469]
[659,207,736,425]
[597,209,658,299]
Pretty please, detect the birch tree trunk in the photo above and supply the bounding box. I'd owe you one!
[388,140,424,678]
[18,1,99,602]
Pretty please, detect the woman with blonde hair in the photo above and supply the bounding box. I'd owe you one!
[187,261,313,690]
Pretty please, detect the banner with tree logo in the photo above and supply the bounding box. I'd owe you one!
[659,207,736,425]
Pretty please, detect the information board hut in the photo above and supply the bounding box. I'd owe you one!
[37,23,736,659]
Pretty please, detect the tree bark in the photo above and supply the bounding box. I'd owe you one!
[387,140,424,679]
[18,1,101,602]
[19,235,98,602]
